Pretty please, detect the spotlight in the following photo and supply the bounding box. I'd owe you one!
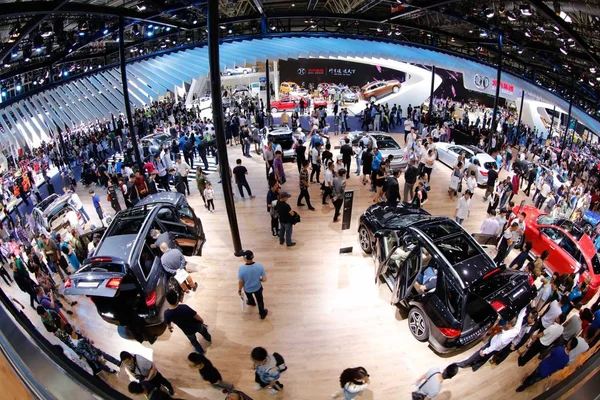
[193,20,198,24]
[11,51,18,59]
[590,67,596,73]
[132,24,140,35]
[520,5,532,16]
[484,8,494,18]
[394,31,401,36]
[506,11,517,21]
[310,24,317,29]
[78,31,85,36]
[525,29,532,37]
[148,24,153,28]
[166,27,171,32]
[1,91,6,97]
[480,30,488,37]
[376,26,383,33]
[387,31,392,36]
[40,25,53,38]
[220,25,226,30]
[292,2,295,6]
[147,30,153,37]
[451,37,455,42]
[24,57,30,62]
[228,28,232,33]
[518,49,523,54]
[103,29,109,35]
[270,24,276,31]
[560,47,568,55]
[16,85,22,91]
[136,4,146,11]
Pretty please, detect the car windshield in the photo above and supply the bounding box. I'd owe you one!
[419,222,462,240]
[434,234,480,265]
[36,194,59,212]
[106,216,146,236]
[376,139,400,150]
[537,216,584,241]
[155,134,171,142]
[269,133,293,143]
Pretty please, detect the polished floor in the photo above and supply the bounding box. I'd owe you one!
[1,133,576,399]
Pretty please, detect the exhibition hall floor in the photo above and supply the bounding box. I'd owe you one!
[4,133,558,399]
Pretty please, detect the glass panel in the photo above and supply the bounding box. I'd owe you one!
[435,235,479,265]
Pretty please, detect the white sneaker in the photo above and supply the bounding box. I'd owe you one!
[254,384,264,391]
[269,388,280,395]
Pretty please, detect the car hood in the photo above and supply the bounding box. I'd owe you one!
[579,234,597,261]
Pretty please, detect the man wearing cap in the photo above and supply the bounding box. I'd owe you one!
[275,192,297,247]
[237,250,268,319]
[494,221,518,265]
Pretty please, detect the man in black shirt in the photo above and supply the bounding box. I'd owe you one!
[295,139,306,173]
[164,291,212,354]
[340,138,354,179]
[403,159,418,203]
[232,159,255,199]
[275,192,297,247]
[483,163,499,201]
[524,165,537,197]
[386,169,401,207]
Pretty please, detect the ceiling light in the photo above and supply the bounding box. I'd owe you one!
[376,26,383,33]
[480,30,488,37]
[24,58,30,62]
[525,29,532,37]
[136,4,146,11]
[103,29,109,35]
[387,31,392,36]
[220,25,226,30]
[560,47,568,55]
[16,85,21,91]
[193,20,198,24]
[590,67,596,73]
[520,5,532,16]
[270,24,276,31]
[484,8,495,18]
[166,27,171,32]
[40,25,53,38]
[11,51,18,58]
[292,2,295,6]
[559,11,572,23]
[469,30,473,33]
[518,49,523,54]
[596,77,600,81]
[310,24,317,29]
[228,28,232,33]
[506,11,517,21]
[394,31,401,36]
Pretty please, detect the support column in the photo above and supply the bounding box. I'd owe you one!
[516,89,525,144]
[119,15,143,172]
[563,77,574,152]
[549,105,556,138]
[273,60,280,101]
[207,0,243,255]
[265,59,271,112]
[261,15,268,35]
[428,66,436,129]
[490,34,502,153]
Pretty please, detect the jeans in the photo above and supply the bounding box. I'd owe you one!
[279,222,293,245]
[0,266,13,285]
[78,207,90,223]
[518,338,549,366]
[237,181,252,197]
[333,198,343,221]
[245,286,266,317]
[297,188,313,208]
[535,195,546,210]
[310,164,321,182]
[518,369,543,390]
[95,207,103,220]
[355,159,362,175]
[457,343,496,371]
[184,322,212,354]
[148,371,174,394]
[343,160,351,178]
[403,182,414,203]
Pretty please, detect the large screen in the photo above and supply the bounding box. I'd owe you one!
[279,59,406,89]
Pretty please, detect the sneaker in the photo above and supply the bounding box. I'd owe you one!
[260,309,269,319]
[254,384,264,391]
[269,388,280,395]
[246,301,257,306]
[309,207,316,211]
[66,310,74,315]
[287,242,296,247]
[192,282,198,292]
[71,301,78,306]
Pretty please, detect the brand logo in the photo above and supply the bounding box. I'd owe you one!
[474,74,490,89]
[297,68,306,75]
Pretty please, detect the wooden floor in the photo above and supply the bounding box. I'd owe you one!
[0,352,31,400]
[1,133,568,399]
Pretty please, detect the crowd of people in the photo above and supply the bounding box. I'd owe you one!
[1,85,600,400]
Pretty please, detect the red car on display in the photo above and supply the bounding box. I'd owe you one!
[269,96,304,113]
[312,98,329,108]
[513,205,600,303]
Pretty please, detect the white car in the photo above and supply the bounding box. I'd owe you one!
[346,132,407,170]
[193,97,212,111]
[436,143,496,185]
[224,66,254,75]
[540,166,570,190]
[259,127,298,159]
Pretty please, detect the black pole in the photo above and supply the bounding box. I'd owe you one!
[118,15,143,172]
[428,65,436,129]
[489,34,502,153]
[208,0,243,255]
[517,89,525,147]
[549,105,556,138]
[265,58,271,112]
[563,77,574,151]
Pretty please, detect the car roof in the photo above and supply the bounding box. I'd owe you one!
[136,191,184,207]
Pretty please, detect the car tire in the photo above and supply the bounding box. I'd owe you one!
[243,70,248,74]
[408,307,430,342]
[392,86,400,93]
[370,96,377,103]
[271,107,278,113]
[583,222,594,236]
[358,225,372,254]
[227,72,232,76]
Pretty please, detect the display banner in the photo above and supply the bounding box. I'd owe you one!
[279,59,405,88]
[342,190,354,231]
[463,71,519,100]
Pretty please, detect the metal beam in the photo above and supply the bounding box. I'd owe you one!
[382,0,464,23]
[527,0,600,67]
[251,0,264,15]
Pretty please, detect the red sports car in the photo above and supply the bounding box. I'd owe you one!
[513,205,600,303]
[269,97,303,112]
[312,98,329,108]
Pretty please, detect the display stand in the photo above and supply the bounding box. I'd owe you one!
[339,190,354,254]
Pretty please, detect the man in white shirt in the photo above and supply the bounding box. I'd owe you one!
[567,337,589,364]
[68,191,90,223]
[480,211,500,236]
[322,162,334,205]
[535,178,552,209]
[404,119,414,143]
[175,156,191,195]
[494,210,508,237]
[518,314,566,366]
[457,307,527,371]
[454,190,472,225]
[541,298,562,330]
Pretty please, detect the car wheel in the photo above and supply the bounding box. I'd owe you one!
[227,71,232,76]
[583,223,594,236]
[359,225,372,254]
[243,70,248,74]
[271,107,278,113]
[408,307,429,342]
[370,96,377,103]
[392,86,400,93]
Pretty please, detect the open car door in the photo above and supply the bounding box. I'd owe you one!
[175,202,206,256]
[156,206,198,257]
[374,232,391,283]
[391,245,422,304]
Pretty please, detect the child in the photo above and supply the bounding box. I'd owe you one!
[187,353,234,391]
[204,183,215,213]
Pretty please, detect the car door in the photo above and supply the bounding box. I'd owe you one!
[374,232,392,283]
[447,146,461,166]
[175,201,206,256]
[156,206,198,257]
[390,245,423,304]
[537,227,569,274]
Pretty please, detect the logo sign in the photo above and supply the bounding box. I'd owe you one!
[328,68,357,77]
[297,68,306,75]
[474,74,490,90]
[492,79,515,94]
[342,190,354,231]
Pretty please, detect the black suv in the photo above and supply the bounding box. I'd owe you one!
[359,203,536,353]
[64,192,206,330]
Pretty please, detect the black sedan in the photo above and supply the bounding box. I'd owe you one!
[358,203,536,353]
[65,193,206,331]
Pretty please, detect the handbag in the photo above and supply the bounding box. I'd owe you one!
[411,372,440,400]
[450,174,460,191]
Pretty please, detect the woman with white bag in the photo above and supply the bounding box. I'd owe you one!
[448,161,464,201]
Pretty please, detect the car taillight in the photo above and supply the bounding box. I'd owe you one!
[528,275,534,286]
[439,327,462,338]
[480,170,488,176]
[106,278,122,289]
[145,291,156,307]
[491,300,506,312]
[64,278,72,289]
[91,257,112,263]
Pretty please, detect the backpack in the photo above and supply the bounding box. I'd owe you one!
[273,352,287,373]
